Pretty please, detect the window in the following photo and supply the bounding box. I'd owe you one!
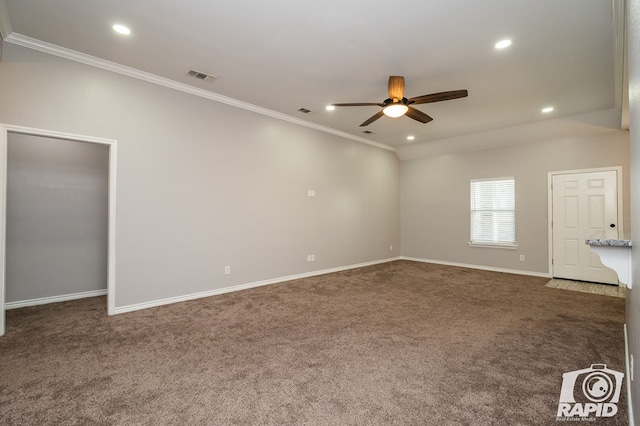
[470,178,516,247]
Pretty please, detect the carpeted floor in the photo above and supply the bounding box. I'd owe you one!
[0,260,628,425]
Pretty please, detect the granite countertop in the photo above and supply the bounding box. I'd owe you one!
[585,238,632,247]
[584,230,633,247]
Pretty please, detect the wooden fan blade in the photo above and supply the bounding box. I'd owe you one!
[409,90,468,105]
[405,106,433,124]
[388,76,405,100]
[332,102,385,107]
[360,110,385,127]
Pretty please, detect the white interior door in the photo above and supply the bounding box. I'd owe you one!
[551,170,619,284]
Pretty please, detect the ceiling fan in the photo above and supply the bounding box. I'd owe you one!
[331,76,468,127]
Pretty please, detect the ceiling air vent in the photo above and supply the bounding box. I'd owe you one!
[297,107,315,115]
[362,130,374,134]
[187,70,217,82]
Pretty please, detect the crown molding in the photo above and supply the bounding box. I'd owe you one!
[3,32,394,152]
[0,0,12,39]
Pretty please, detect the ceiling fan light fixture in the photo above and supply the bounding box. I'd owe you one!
[383,103,409,118]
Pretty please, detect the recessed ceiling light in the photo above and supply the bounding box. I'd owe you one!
[542,106,554,113]
[407,136,415,141]
[495,39,511,49]
[325,105,336,111]
[113,24,131,35]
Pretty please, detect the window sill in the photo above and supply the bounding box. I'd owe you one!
[468,242,518,250]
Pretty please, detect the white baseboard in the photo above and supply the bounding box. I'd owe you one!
[624,324,635,426]
[114,257,401,314]
[400,256,551,278]
[5,289,107,310]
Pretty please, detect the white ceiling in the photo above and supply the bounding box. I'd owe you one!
[0,0,626,152]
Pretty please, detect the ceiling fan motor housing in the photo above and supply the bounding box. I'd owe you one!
[383,98,410,107]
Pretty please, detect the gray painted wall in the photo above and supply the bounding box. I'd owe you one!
[0,21,637,423]
[6,133,109,302]
[627,0,639,420]
[0,42,401,308]
[401,130,630,274]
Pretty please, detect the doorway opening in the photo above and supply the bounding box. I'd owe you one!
[0,125,117,336]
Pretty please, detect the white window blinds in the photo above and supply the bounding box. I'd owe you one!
[470,178,515,245]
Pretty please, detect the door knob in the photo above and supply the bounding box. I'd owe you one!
[610,224,616,228]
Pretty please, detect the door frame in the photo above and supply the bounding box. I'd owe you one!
[0,124,117,336]
[547,166,624,279]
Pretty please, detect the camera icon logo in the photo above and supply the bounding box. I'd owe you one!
[557,364,624,418]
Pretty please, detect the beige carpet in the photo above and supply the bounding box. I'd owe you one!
[0,260,627,425]
[546,278,627,298]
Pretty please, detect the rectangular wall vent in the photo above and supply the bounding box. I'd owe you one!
[297,107,315,114]
[187,70,217,82]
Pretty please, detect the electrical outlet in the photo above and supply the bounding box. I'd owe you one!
[224,266,231,275]
[519,255,525,262]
